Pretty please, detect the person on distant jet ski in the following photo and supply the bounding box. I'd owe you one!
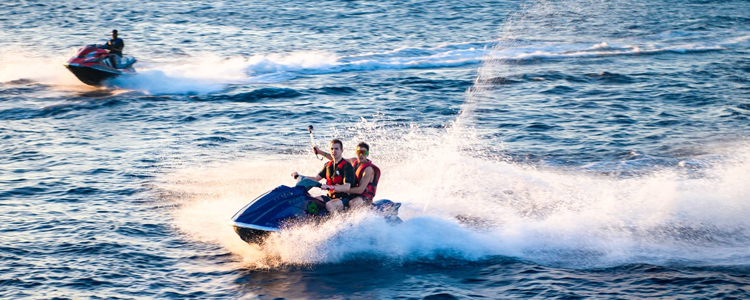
[314,142,380,209]
[292,139,355,213]
[99,29,124,68]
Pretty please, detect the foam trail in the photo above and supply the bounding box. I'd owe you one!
[103,46,481,94]
[106,70,225,95]
[147,51,339,82]
[151,34,740,90]
[157,36,740,90]
[102,51,340,94]
[235,48,484,77]
[243,51,339,76]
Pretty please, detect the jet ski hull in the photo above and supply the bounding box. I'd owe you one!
[230,178,402,245]
[64,44,136,86]
[65,64,124,86]
[230,184,323,244]
[232,223,278,244]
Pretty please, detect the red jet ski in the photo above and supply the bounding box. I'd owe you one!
[64,45,136,86]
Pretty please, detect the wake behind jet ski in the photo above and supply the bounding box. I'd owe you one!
[230,176,402,244]
[64,30,136,86]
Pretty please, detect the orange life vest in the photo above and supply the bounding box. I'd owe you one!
[354,160,380,200]
[325,159,350,197]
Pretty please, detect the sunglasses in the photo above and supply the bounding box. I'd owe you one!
[355,150,369,156]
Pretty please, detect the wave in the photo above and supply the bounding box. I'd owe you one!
[0,98,123,120]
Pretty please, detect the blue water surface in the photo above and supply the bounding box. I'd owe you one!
[2,0,750,299]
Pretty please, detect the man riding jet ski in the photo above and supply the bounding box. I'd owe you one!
[99,29,125,68]
[229,175,402,244]
[64,29,136,86]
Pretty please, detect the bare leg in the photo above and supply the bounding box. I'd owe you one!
[326,199,344,213]
[348,196,368,209]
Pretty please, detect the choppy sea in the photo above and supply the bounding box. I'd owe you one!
[2,0,750,299]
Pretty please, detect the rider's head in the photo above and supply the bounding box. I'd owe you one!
[111,30,118,39]
[329,139,344,160]
[355,142,369,161]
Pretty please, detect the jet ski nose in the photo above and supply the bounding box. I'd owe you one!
[233,225,272,244]
[372,200,401,216]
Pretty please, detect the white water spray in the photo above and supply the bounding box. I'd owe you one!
[159,0,750,269]
[159,117,750,269]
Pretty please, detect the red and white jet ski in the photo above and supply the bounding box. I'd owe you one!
[64,45,136,86]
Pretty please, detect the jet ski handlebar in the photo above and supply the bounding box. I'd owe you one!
[293,174,330,191]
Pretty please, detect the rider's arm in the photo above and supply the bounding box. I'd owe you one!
[332,163,355,193]
[330,183,351,193]
[291,172,323,181]
[313,146,332,160]
[347,166,373,194]
[313,147,357,165]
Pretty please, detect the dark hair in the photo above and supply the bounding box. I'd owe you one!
[112,30,118,34]
[330,139,343,149]
[356,142,369,151]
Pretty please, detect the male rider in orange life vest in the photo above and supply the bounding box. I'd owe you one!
[291,139,355,213]
[313,142,380,209]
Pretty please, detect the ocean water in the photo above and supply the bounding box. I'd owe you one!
[2,0,750,298]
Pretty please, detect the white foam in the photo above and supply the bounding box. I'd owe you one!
[106,70,225,95]
[157,119,750,269]
[103,46,485,94]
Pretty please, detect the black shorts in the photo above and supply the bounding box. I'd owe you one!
[321,195,351,207]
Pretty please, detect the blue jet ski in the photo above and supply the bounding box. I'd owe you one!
[230,176,402,244]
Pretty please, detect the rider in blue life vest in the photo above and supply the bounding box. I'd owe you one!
[313,141,380,209]
[291,139,355,213]
[99,29,125,68]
